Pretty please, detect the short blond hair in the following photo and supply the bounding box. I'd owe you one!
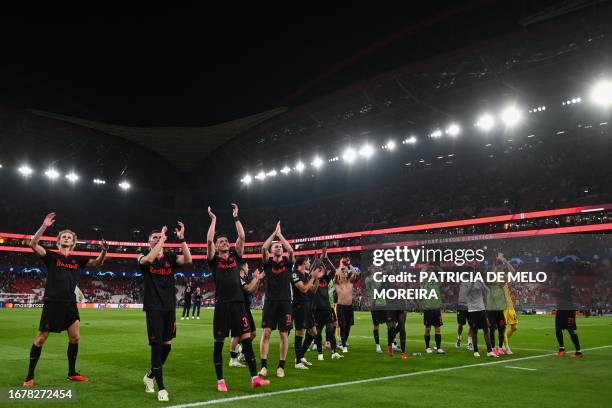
[56,229,78,250]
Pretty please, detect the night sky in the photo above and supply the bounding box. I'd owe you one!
[0,1,564,127]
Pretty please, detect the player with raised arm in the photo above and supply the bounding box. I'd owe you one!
[258,221,295,378]
[140,222,192,402]
[312,248,344,360]
[334,258,359,353]
[23,213,108,387]
[207,204,269,392]
[292,256,323,369]
[496,253,518,354]
[229,262,264,368]
[466,266,497,358]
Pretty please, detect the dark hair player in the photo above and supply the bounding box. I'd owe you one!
[139,222,193,402]
[23,212,108,387]
[207,203,269,392]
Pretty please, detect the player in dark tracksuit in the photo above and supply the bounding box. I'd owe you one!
[181,283,193,319]
[191,287,202,319]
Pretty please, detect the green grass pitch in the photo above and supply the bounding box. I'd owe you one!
[1,309,611,407]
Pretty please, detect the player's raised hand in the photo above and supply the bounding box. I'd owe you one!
[275,221,281,235]
[42,212,56,227]
[207,206,216,220]
[231,203,239,218]
[254,268,263,279]
[175,221,185,240]
[321,247,328,258]
[101,240,109,251]
[161,226,168,241]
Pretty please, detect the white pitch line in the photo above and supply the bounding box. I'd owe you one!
[505,366,538,371]
[168,345,612,408]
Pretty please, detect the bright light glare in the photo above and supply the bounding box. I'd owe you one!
[93,178,106,185]
[342,148,357,163]
[18,165,33,176]
[45,168,60,180]
[405,136,417,144]
[118,181,131,190]
[358,144,374,158]
[501,106,522,127]
[446,123,461,137]
[241,174,252,184]
[386,140,396,150]
[311,156,323,168]
[65,172,79,183]
[475,113,495,131]
[591,80,612,107]
[295,162,305,172]
[430,129,443,138]
[280,166,291,174]
[255,171,266,180]
[266,169,277,177]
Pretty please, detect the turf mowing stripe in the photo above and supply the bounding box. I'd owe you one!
[168,344,612,407]
[505,366,538,371]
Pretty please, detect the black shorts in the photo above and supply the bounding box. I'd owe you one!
[262,300,292,331]
[245,305,256,333]
[423,309,443,327]
[555,310,577,330]
[468,310,489,330]
[39,302,80,333]
[386,310,406,324]
[314,308,334,326]
[293,302,315,330]
[214,302,251,339]
[145,310,176,345]
[371,310,387,325]
[337,304,354,326]
[457,309,469,325]
[487,310,506,329]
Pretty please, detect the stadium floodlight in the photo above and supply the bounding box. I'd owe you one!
[93,178,106,185]
[386,140,396,150]
[311,156,323,169]
[65,172,79,183]
[501,106,522,127]
[358,144,374,158]
[45,168,60,180]
[295,161,305,172]
[342,147,357,163]
[0,164,3,169]
[18,165,33,177]
[255,171,266,180]
[446,123,461,137]
[266,169,277,177]
[280,166,291,175]
[404,136,417,144]
[475,113,495,131]
[430,129,443,138]
[240,174,252,185]
[591,80,612,107]
[118,181,131,190]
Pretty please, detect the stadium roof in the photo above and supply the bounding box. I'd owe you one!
[30,107,287,172]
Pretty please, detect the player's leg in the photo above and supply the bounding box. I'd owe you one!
[259,328,272,375]
[386,320,397,356]
[397,311,407,359]
[213,304,229,392]
[229,336,244,367]
[24,331,49,385]
[276,304,291,376]
[424,324,432,352]
[66,320,81,378]
[497,313,506,352]
[278,330,289,376]
[567,312,582,357]
[300,326,317,364]
[196,303,201,318]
